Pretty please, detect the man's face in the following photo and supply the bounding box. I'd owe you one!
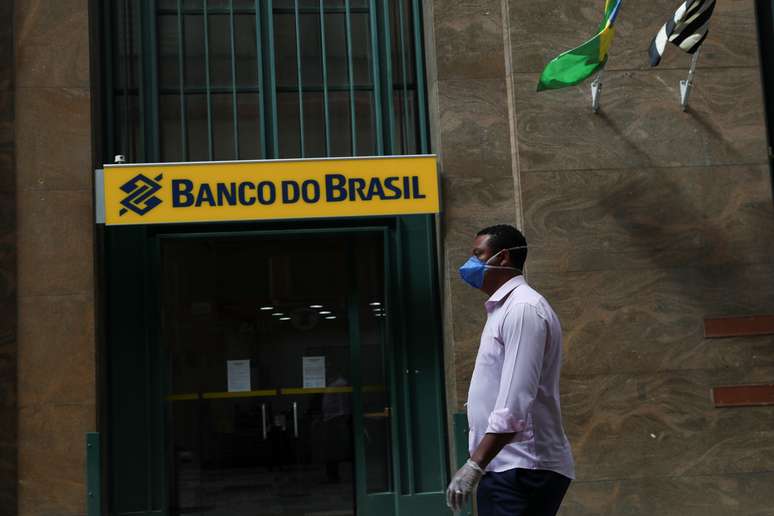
[471,234,500,265]
[470,234,513,293]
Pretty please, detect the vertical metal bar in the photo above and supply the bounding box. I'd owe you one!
[410,0,429,153]
[255,0,266,158]
[292,401,299,438]
[149,236,167,513]
[294,0,305,157]
[176,0,189,160]
[264,0,279,158]
[203,0,214,160]
[142,220,153,509]
[344,0,357,155]
[347,242,367,510]
[141,0,160,162]
[104,1,116,161]
[380,1,395,155]
[229,0,240,158]
[396,0,411,154]
[261,403,268,439]
[394,221,415,493]
[680,48,701,111]
[122,0,132,158]
[319,0,331,156]
[368,0,384,155]
[384,230,402,495]
[86,433,101,516]
[424,215,450,487]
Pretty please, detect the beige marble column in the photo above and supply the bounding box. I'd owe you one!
[14,0,96,515]
[425,0,524,424]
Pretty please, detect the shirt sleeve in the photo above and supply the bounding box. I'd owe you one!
[485,303,547,437]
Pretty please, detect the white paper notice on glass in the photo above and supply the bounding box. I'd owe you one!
[302,356,326,388]
[227,359,251,392]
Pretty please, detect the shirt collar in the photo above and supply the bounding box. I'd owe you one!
[484,275,526,313]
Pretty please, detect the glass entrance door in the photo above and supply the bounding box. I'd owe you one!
[160,231,391,516]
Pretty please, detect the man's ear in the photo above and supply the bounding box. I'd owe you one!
[499,249,511,267]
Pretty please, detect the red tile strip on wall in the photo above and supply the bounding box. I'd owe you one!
[713,384,774,408]
[704,315,774,338]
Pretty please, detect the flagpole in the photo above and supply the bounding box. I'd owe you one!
[591,69,604,113]
[680,48,701,111]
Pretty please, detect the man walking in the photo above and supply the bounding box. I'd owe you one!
[447,225,574,515]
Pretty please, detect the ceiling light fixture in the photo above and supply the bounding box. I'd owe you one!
[319,310,332,315]
[369,302,381,306]
[272,312,284,317]
[325,316,337,320]
[309,304,324,309]
[259,306,274,311]
[279,317,291,321]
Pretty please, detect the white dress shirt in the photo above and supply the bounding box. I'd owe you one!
[467,275,575,478]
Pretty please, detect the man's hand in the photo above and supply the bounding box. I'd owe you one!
[445,459,484,512]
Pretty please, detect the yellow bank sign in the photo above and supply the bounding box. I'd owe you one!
[100,155,439,226]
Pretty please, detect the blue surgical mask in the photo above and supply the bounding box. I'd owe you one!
[458,246,526,289]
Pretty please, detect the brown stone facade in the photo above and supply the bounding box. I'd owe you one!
[3,0,774,515]
[13,0,96,515]
[428,0,774,514]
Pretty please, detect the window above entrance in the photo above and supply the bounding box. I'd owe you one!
[103,0,429,164]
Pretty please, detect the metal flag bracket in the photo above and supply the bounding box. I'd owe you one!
[680,48,701,111]
[591,70,604,114]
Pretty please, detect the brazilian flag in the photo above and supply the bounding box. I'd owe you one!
[537,0,623,91]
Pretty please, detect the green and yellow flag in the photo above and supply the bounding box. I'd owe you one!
[537,0,623,91]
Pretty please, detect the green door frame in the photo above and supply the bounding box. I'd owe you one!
[156,226,394,514]
[105,215,448,516]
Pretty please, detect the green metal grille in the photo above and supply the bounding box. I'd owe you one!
[105,0,429,164]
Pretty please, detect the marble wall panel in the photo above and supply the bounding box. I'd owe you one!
[561,472,774,516]
[432,0,505,81]
[437,78,513,178]
[441,175,517,252]
[508,0,759,74]
[452,336,480,411]
[433,0,774,514]
[522,165,774,273]
[15,87,92,191]
[14,0,96,513]
[514,67,768,173]
[526,265,774,377]
[14,0,90,88]
[17,294,95,408]
[17,190,94,298]
[17,403,94,516]
[561,368,774,481]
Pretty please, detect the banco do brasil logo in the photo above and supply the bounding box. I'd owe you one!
[119,173,163,216]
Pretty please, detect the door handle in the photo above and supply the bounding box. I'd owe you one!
[261,403,268,440]
[292,401,299,438]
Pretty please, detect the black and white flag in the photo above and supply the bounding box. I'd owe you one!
[649,0,716,66]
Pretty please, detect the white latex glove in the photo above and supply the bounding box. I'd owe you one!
[446,459,484,512]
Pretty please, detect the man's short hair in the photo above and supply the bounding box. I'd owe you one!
[476,224,527,270]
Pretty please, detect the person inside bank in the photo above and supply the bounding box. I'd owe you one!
[447,224,575,516]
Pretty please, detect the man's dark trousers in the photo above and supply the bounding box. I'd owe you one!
[476,468,571,516]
